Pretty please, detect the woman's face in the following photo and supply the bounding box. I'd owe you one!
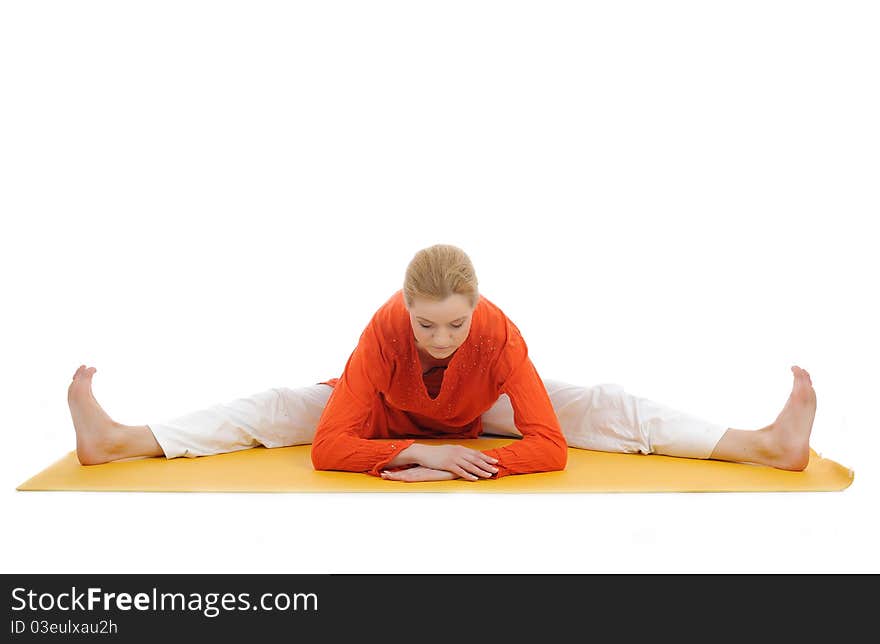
[406,294,475,358]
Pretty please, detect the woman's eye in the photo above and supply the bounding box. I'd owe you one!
[419,323,464,329]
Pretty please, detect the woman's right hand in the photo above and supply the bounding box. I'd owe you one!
[414,444,499,481]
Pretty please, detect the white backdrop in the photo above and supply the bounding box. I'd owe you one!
[2,1,877,573]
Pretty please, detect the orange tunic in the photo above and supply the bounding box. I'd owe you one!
[310,289,567,478]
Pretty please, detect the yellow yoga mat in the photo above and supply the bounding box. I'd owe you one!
[17,438,853,493]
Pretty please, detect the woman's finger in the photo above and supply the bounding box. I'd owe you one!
[466,448,499,465]
[461,461,493,478]
[452,465,480,481]
[472,465,494,478]
[471,451,499,470]
[465,456,499,477]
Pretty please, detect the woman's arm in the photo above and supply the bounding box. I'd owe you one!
[480,354,568,477]
[386,443,499,480]
[310,326,417,476]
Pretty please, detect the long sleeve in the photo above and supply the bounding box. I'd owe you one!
[480,353,568,478]
[310,324,415,476]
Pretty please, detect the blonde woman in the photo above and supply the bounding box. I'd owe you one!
[68,244,817,482]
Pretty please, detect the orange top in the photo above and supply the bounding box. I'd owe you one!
[310,289,568,478]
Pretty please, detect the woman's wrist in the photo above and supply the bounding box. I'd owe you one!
[387,443,424,467]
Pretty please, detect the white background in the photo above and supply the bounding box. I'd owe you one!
[1,1,877,574]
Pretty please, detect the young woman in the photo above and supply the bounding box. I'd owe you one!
[68,244,817,482]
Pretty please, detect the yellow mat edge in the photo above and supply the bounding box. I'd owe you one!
[16,446,855,494]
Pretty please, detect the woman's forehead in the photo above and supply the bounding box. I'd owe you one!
[408,295,473,322]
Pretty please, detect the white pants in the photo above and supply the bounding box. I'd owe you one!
[148,379,729,460]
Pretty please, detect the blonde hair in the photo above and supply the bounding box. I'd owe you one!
[403,244,480,309]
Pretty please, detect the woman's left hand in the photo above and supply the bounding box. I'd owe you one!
[380,466,458,482]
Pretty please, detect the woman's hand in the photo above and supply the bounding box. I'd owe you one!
[380,466,458,483]
[413,444,500,481]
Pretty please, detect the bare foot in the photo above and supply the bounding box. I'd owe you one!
[67,365,124,465]
[763,366,817,471]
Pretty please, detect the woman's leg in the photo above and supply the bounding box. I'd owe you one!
[708,366,816,470]
[67,365,333,465]
[68,366,163,464]
[487,365,815,471]
[539,378,730,459]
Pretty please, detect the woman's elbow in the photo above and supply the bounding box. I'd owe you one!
[309,436,334,471]
[549,439,568,471]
